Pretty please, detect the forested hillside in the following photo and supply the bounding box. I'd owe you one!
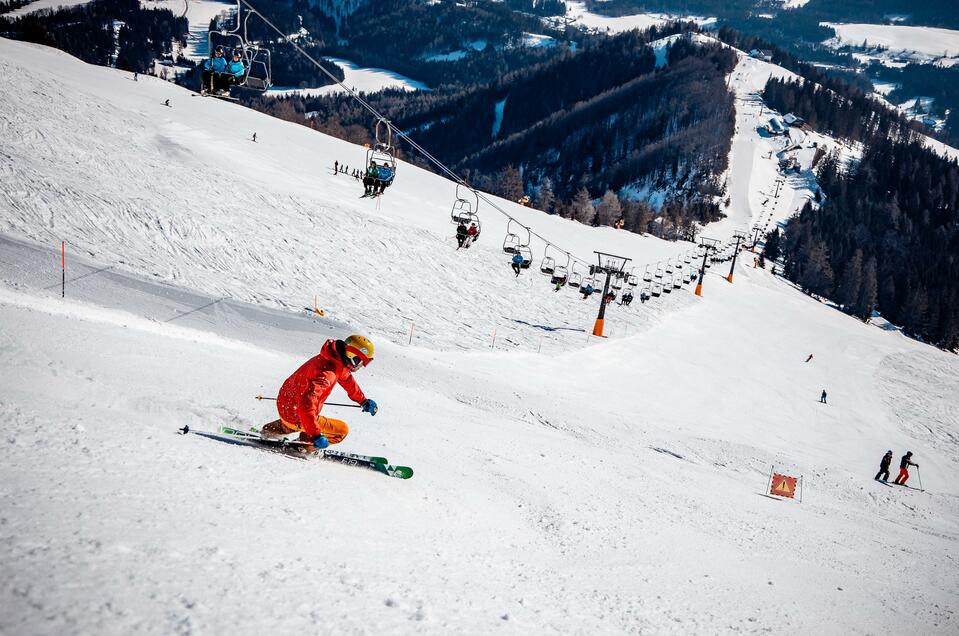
[781,140,959,350]
[252,26,736,236]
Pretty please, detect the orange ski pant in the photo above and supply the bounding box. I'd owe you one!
[281,415,349,444]
[895,468,909,484]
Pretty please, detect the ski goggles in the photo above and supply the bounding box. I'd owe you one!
[344,345,371,369]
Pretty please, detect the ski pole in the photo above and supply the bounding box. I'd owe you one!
[255,395,361,408]
[916,465,924,492]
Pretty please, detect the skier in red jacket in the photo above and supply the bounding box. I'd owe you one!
[261,335,378,448]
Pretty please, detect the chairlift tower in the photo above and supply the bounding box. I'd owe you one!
[694,237,720,297]
[727,230,748,283]
[591,251,631,337]
[750,224,763,252]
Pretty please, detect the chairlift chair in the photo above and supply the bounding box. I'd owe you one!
[502,218,530,255]
[673,276,682,289]
[518,245,533,269]
[651,283,662,297]
[451,184,480,227]
[642,265,652,283]
[665,262,674,275]
[627,273,639,287]
[611,275,624,292]
[663,277,673,293]
[365,119,397,188]
[541,257,556,276]
[579,275,597,294]
[551,255,570,285]
[567,262,583,288]
[654,263,664,279]
[206,10,272,93]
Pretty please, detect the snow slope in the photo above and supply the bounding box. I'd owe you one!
[2,37,959,635]
[563,1,715,34]
[824,22,959,65]
[267,57,428,97]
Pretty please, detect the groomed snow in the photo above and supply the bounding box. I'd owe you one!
[267,57,428,97]
[562,1,714,34]
[823,22,959,66]
[4,0,91,18]
[2,37,959,635]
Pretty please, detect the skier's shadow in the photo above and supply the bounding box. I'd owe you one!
[181,428,307,461]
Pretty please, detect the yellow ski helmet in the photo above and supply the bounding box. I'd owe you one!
[344,334,374,368]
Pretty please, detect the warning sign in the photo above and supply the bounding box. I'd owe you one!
[770,473,798,498]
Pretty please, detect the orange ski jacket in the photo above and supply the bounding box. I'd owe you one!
[276,339,366,436]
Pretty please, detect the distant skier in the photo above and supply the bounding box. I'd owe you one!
[874,450,893,482]
[252,132,257,143]
[893,452,918,485]
[820,389,827,404]
[260,335,378,449]
[511,253,524,276]
[456,222,468,249]
[805,354,814,363]
[164,99,170,107]
[133,72,138,81]
[334,160,339,174]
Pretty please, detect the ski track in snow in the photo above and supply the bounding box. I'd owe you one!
[1,37,959,635]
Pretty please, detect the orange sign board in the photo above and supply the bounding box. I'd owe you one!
[770,473,798,498]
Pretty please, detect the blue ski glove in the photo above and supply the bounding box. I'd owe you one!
[361,399,378,416]
[312,435,330,449]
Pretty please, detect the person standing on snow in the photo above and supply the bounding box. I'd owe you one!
[260,335,378,449]
[820,389,827,404]
[875,450,893,481]
[893,452,918,485]
[511,253,524,276]
[805,354,814,363]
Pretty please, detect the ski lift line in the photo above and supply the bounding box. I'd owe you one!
[234,0,593,269]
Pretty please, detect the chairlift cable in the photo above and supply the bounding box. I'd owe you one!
[235,0,592,268]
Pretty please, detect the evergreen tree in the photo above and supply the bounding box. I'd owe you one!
[855,257,878,321]
[836,249,863,311]
[800,241,834,297]
[494,165,525,202]
[571,188,595,225]
[762,228,782,262]
[595,190,622,227]
[536,177,555,214]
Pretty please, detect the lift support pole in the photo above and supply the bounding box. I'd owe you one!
[727,231,747,283]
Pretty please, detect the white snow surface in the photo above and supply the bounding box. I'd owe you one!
[2,37,959,635]
[267,57,428,97]
[4,0,90,17]
[563,1,714,34]
[823,22,959,67]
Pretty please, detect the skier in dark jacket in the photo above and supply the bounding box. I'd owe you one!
[893,452,917,485]
[874,450,893,481]
[820,389,827,404]
[455,223,468,249]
